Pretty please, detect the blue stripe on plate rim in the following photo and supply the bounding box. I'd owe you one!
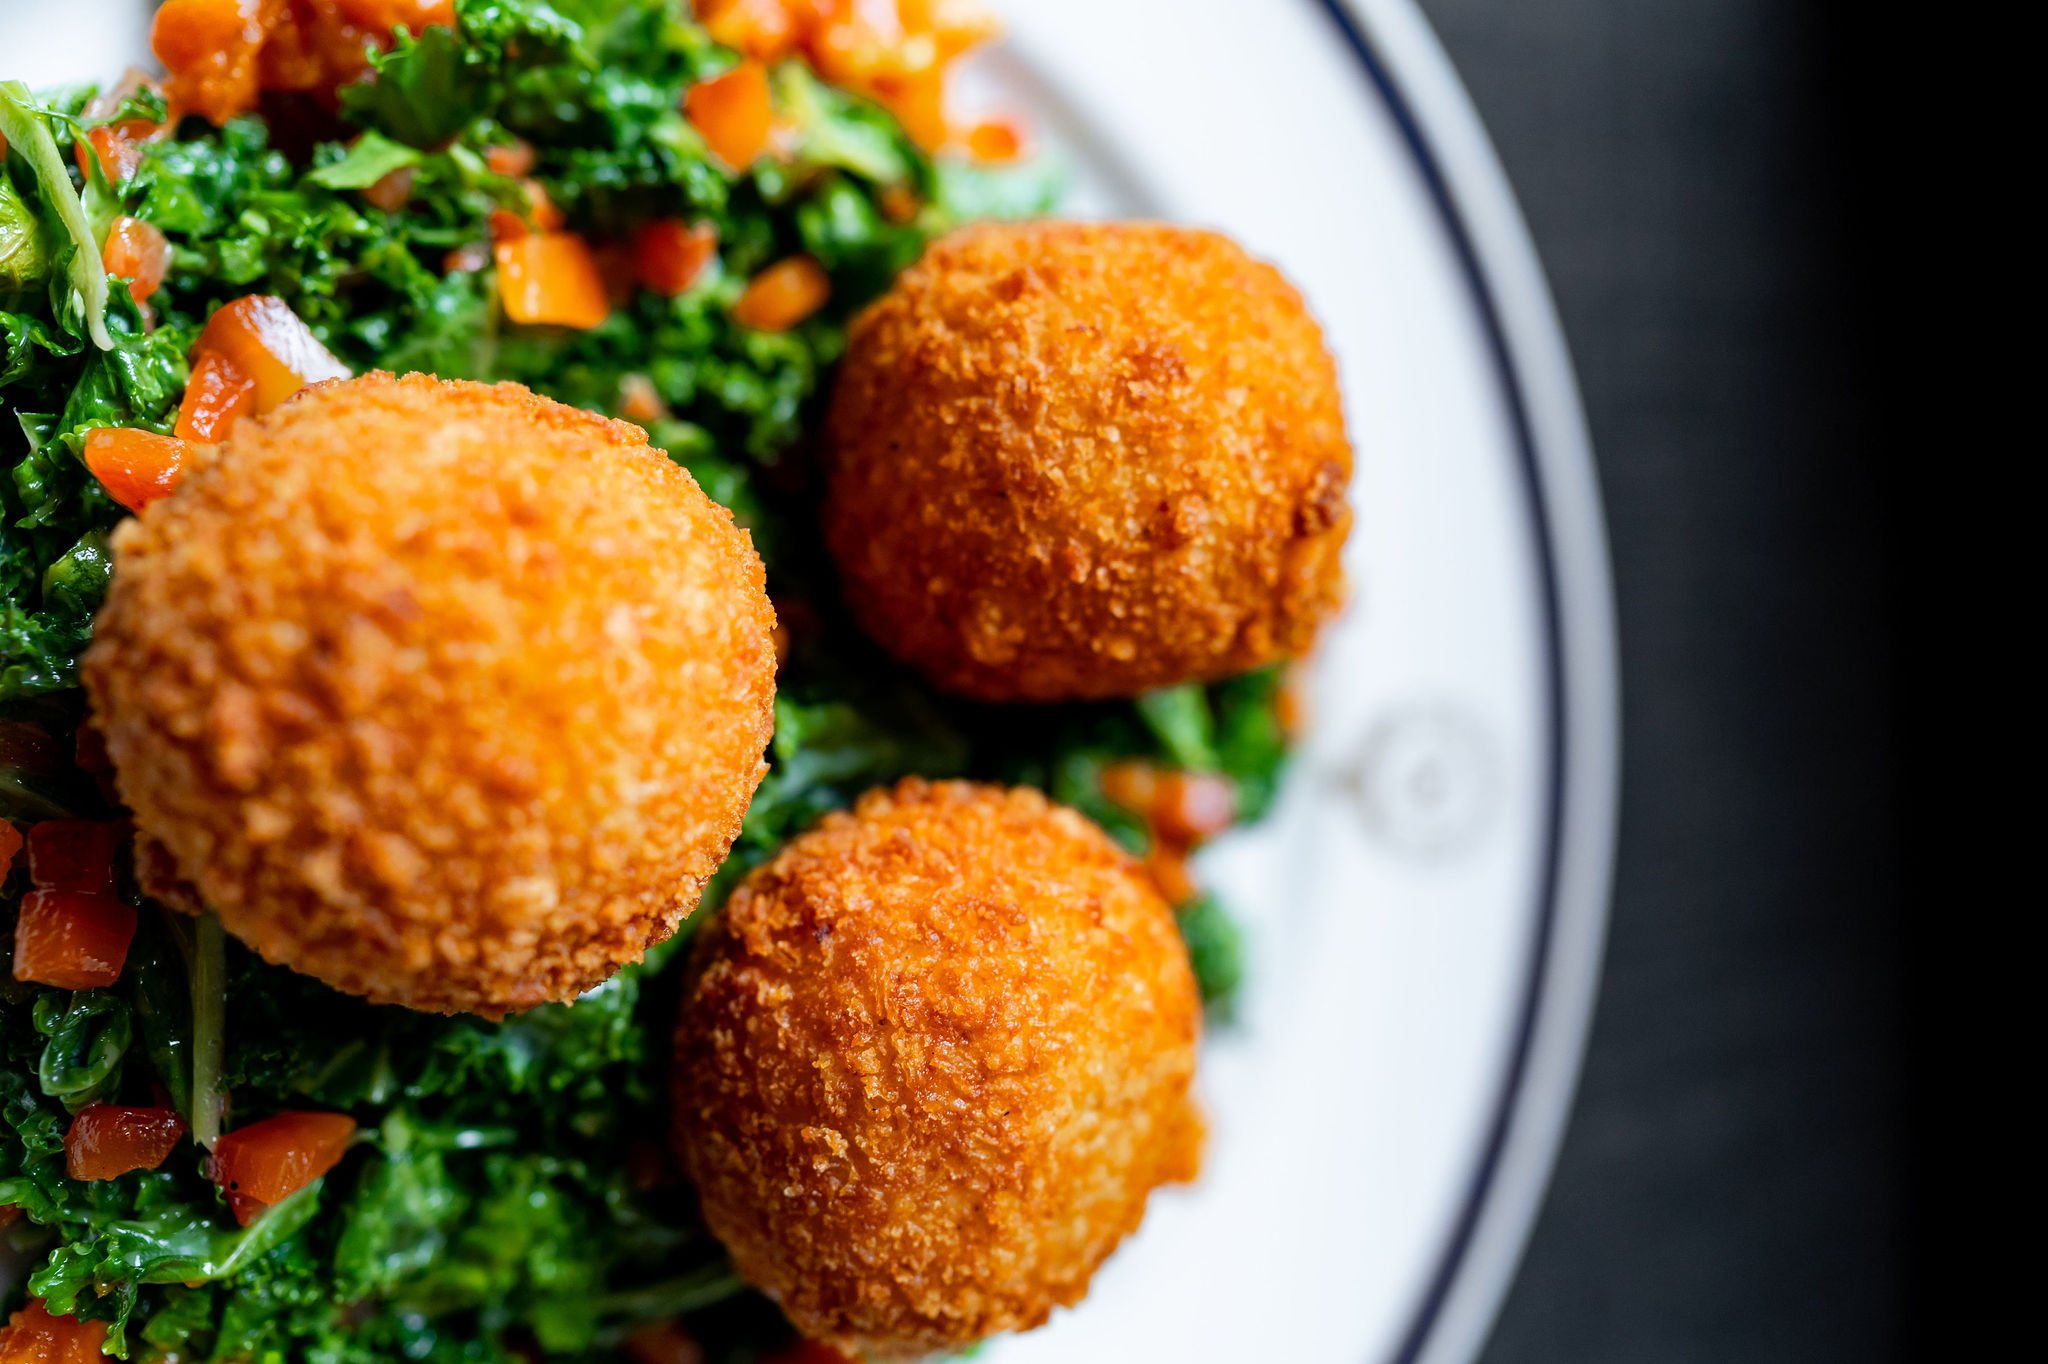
[1310,4,1622,1363]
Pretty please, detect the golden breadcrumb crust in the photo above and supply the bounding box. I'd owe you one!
[83,373,777,1016]
[824,220,1352,702]
[673,779,1203,1358]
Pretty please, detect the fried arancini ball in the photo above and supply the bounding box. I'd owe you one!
[83,372,776,1017]
[673,779,1203,1358]
[824,220,1353,702]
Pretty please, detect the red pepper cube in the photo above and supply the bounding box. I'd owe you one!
[0,1299,108,1358]
[66,1105,188,1180]
[207,1111,358,1225]
[12,889,138,990]
[102,215,171,304]
[26,820,128,893]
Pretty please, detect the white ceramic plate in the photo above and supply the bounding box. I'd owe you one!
[8,3,1618,1361]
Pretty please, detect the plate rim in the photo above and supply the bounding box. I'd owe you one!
[1315,3,1623,1361]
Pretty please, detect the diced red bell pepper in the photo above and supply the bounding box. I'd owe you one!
[207,1111,358,1225]
[685,61,774,169]
[83,428,191,513]
[102,216,171,305]
[74,120,161,184]
[0,824,21,877]
[0,1300,108,1362]
[732,256,830,332]
[1099,762,1236,846]
[632,219,719,297]
[65,1105,189,1181]
[11,889,137,991]
[25,820,126,893]
[495,233,612,329]
[193,296,350,414]
[175,350,260,443]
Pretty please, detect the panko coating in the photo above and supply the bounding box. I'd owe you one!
[83,372,777,1017]
[672,779,1203,1358]
[824,220,1353,702]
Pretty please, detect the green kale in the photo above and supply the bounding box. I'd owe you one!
[1176,893,1249,1019]
[0,164,54,300]
[2,83,177,702]
[2,3,1266,1358]
[303,131,421,191]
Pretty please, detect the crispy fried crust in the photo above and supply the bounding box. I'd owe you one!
[824,221,1353,702]
[83,373,777,1016]
[673,779,1203,1358]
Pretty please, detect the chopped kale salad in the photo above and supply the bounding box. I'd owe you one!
[1,2,1279,1359]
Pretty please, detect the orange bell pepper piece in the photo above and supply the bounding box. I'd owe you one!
[193,295,351,414]
[966,117,1023,163]
[686,61,774,169]
[82,428,191,512]
[495,233,612,329]
[175,350,260,443]
[732,256,830,332]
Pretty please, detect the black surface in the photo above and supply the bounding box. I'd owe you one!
[1410,4,1909,1362]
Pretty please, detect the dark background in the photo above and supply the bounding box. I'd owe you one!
[1406,3,1910,1361]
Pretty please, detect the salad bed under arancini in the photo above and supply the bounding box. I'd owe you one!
[2,3,1342,1360]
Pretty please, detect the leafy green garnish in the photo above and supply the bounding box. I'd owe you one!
[0,162,53,297]
[0,82,111,351]
[304,131,422,191]
[1,3,1266,1359]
